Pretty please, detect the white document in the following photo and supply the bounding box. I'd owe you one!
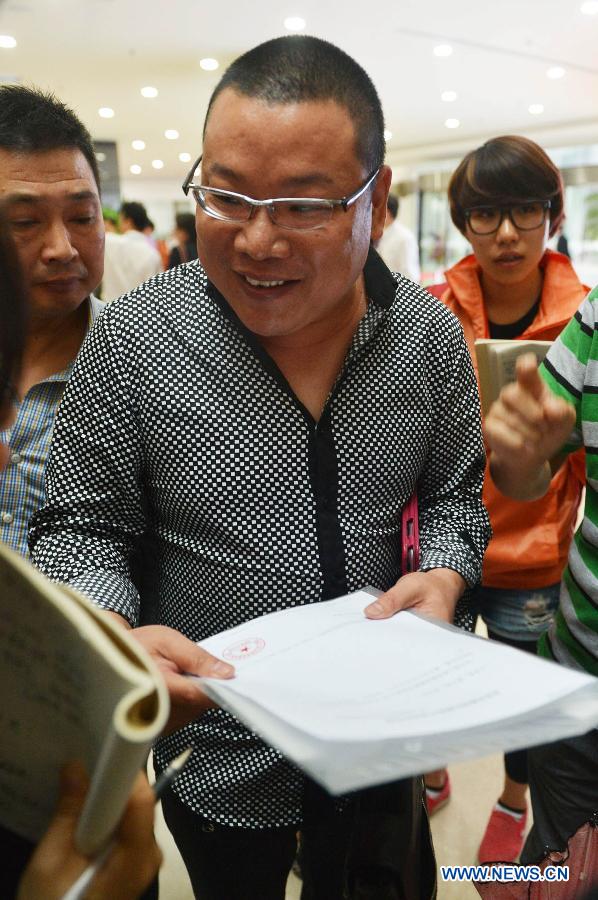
[197,589,598,794]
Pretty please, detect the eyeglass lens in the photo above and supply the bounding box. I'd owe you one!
[197,190,335,230]
[468,202,548,234]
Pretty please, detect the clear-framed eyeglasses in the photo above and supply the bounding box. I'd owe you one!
[464,200,552,236]
[182,155,380,231]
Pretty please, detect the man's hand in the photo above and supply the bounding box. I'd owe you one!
[364,568,465,623]
[132,625,235,732]
[484,353,576,500]
[17,764,161,900]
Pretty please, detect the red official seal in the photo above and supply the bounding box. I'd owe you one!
[223,637,266,661]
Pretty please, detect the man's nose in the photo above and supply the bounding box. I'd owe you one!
[40,220,77,264]
[496,213,519,242]
[233,207,290,260]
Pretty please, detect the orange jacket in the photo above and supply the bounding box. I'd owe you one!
[433,250,588,588]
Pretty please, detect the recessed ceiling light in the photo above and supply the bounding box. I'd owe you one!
[284,16,306,30]
[581,0,598,13]
[165,129,179,140]
[199,58,219,71]
[0,35,17,49]
[441,90,458,102]
[130,164,142,175]
[383,129,393,141]
[179,152,192,163]
[528,103,544,115]
[445,118,460,129]
[546,66,565,79]
[95,152,106,162]
[98,107,114,118]
[152,159,164,170]
[434,44,453,57]
[140,86,158,98]
[131,139,146,150]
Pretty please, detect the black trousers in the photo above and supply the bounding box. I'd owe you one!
[161,777,437,900]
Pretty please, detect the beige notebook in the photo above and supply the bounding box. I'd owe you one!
[0,542,169,854]
[474,338,552,417]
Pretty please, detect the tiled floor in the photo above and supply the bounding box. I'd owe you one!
[155,750,530,899]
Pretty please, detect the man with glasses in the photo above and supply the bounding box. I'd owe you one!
[31,35,489,899]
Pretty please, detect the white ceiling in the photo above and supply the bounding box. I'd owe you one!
[0,0,597,183]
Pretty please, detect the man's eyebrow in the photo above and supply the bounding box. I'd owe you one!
[5,189,98,204]
[207,163,335,191]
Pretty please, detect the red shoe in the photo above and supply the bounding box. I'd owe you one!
[478,806,527,863]
[425,773,451,816]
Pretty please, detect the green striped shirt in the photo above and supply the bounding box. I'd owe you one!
[539,285,598,675]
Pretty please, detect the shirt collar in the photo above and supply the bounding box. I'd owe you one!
[205,246,397,385]
[45,295,105,384]
[363,245,397,310]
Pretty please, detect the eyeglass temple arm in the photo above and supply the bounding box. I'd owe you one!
[182,153,203,195]
[341,167,381,211]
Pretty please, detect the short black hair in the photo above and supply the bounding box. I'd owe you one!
[175,212,196,243]
[0,84,100,189]
[0,207,26,421]
[449,135,564,238]
[205,35,385,172]
[120,201,150,232]
[386,194,399,219]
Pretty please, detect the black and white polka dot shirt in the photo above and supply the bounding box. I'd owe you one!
[30,248,490,829]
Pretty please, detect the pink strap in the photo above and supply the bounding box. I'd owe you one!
[401,493,419,573]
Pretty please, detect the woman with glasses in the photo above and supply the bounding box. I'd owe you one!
[425,135,589,864]
[0,212,161,900]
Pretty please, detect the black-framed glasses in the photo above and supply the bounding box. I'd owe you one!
[182,155,380,231]
[464,200,552,235]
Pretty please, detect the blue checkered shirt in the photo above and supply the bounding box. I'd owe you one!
[0,296,105,556]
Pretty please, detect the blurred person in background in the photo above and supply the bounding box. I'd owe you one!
[375,193,420,282]
[556,223,571,259]
[426,135,589,865]
[103,206,120,233]
[142,214,169,268]
[101,200,162,301]
[168,211,198,268]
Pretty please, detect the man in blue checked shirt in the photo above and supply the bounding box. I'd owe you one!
[0,84,105,559]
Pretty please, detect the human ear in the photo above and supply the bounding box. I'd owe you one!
[370,165,392,242]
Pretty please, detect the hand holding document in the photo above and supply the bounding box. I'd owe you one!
[196,589,598,794]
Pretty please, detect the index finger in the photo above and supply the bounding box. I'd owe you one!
[515,353,546,402]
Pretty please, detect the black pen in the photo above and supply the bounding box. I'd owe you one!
[61,746,194,900]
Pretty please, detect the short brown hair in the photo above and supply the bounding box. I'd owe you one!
[448,135,564,238]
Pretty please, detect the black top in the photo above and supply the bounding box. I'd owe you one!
[489,297,541,339]
[31,249,490,828]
